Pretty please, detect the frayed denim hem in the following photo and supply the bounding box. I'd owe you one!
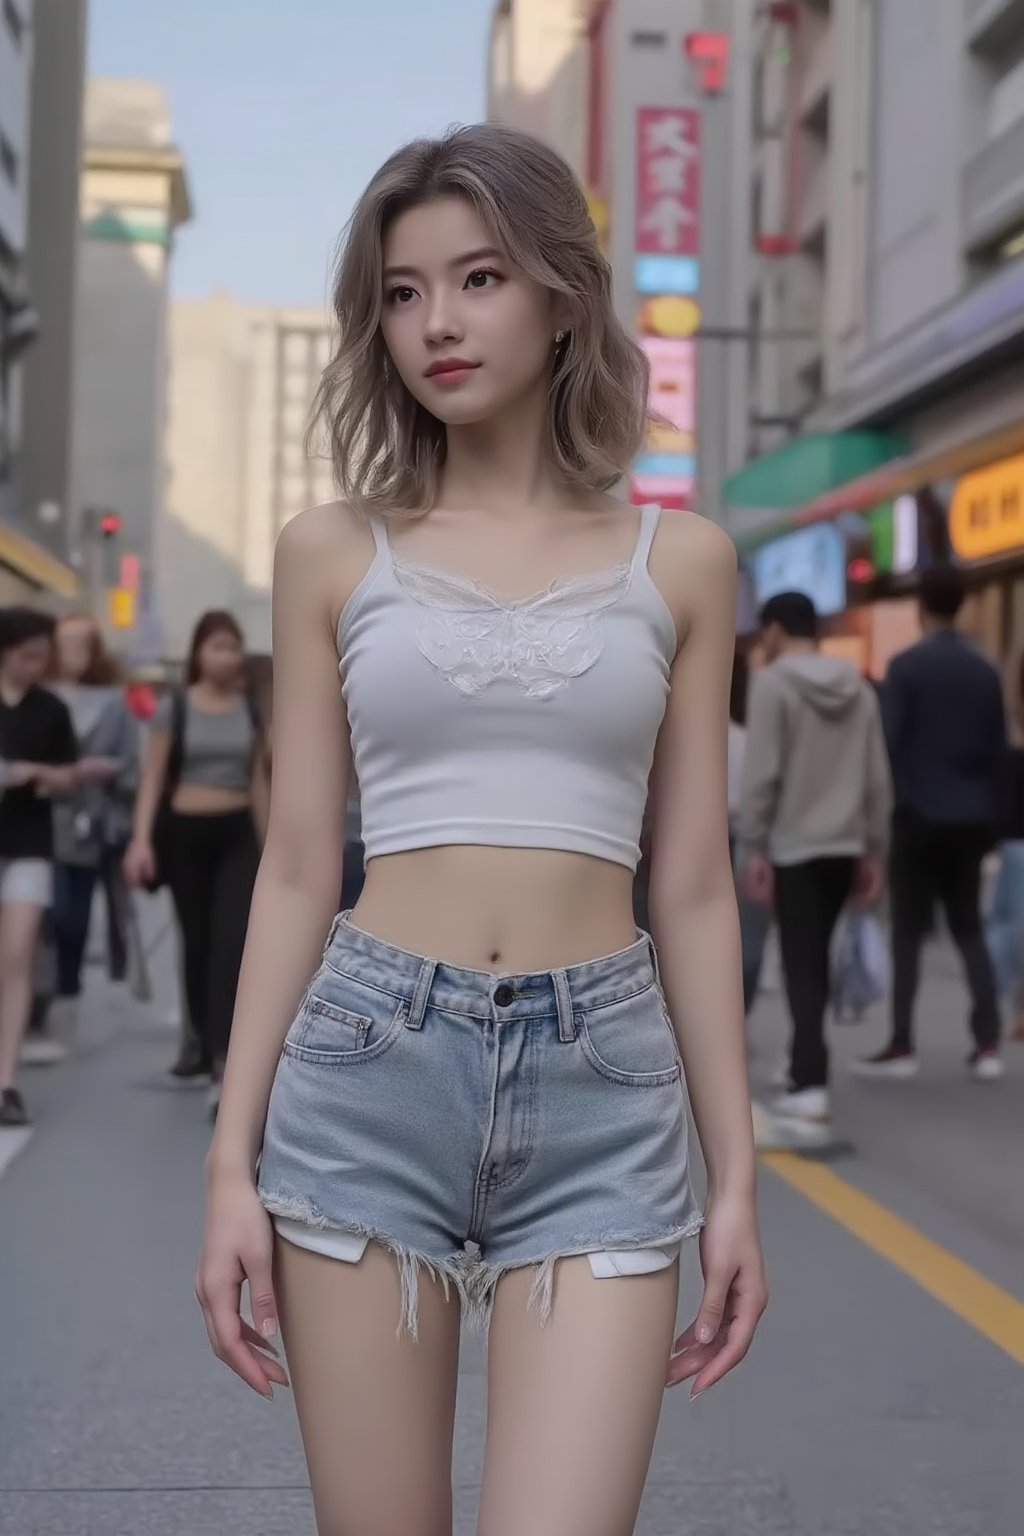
[261,1188,705,1342]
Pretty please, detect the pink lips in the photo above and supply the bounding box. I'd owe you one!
[425,358,480,386]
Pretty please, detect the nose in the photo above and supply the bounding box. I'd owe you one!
[422,289,464,348]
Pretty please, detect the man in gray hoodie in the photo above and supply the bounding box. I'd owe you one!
[739,591,892,1134]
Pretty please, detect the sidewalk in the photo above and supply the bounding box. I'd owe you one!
[1,911,1022,1535]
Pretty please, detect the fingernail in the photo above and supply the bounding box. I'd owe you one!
[696,1323,713,1344]
[261,1318,278,1340]
[690,1388,704,1402]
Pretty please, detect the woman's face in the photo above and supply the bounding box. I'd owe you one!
[379,196,562,427]
[197,629,244,687]
[57,618,97,682]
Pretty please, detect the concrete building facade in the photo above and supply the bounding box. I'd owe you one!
[70,78,191,648]
[0,0,35,530]
[162,293,334,659]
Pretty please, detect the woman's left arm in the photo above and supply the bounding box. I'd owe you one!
[646,514,767,1397]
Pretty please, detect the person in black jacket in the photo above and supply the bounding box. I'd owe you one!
[854,568,1006,1082]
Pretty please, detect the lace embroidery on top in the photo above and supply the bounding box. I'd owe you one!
[390,556,633,698]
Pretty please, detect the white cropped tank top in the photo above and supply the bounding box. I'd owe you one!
[337,504,677,871]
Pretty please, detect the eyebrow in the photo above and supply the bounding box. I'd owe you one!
[381,246,505,281]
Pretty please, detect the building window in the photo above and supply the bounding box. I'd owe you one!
[2,0,24,48]
[0,131,18,187]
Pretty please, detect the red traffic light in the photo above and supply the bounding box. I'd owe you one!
[847,557,875,584]
[99,512,121,537]
[684,31,730,93]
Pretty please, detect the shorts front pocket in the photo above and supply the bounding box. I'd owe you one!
[576,982,681,1088]
[283,991,406,1067]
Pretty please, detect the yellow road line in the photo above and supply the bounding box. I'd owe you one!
[762,1151,1024,1367]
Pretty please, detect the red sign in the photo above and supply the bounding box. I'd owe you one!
[641,336,696,446]
[635,107,701,257]
[119,554,141,591]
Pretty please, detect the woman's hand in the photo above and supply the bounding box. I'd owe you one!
[123,838,156,889]
[194,1171,290,1399]
[666,1192,768,1398]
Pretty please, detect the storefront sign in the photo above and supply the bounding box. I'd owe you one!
[108,586,136,630]
[635,108,701,256]
[752,524,847,617]
[950,454,1024,561]
[636,294,702,338]
[634,254,701,295]
[639,336,696,456]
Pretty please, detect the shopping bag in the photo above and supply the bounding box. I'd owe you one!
[831,909,889,1022]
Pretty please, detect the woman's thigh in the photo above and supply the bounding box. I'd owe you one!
[275,1236,461,1536]
[477,1255,680,1536]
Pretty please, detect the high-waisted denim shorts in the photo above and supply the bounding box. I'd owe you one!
[257,913,704,1339]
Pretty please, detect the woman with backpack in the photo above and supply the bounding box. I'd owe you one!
[125,611,269,1113]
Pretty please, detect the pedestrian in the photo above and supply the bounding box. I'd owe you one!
[986,650,1024,1042]
[728,649,771,1016]
[195,124,766,1535]
[32,614,140,1059]
[124,611,268,1113]
[739,591,891,1136]
[854,567,1007,1081]
[0,608,80,1125]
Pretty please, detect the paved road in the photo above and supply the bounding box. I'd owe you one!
[1,901,1022,1535]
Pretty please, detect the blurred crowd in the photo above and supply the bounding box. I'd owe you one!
[2,558,1020,1143]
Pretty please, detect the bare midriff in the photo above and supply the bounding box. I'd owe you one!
[170,783,252,817]
[351,846,639,973]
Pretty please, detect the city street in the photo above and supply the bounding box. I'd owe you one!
[1,901,1023,1536]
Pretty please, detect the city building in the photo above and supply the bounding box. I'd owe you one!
[0,0,80,603]
[727,0,1024,678]
[19,0,89,569]
[161,293,334,659]
[488,0,754,524]
[70,78,192,651]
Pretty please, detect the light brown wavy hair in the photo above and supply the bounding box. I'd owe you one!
[309,122,650,518]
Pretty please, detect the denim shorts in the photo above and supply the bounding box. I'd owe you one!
[257,914,704,1339]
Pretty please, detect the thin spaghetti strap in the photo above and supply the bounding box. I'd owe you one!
[631,503,662,572]
[367,517,390,559]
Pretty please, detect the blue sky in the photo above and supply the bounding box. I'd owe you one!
[87,0,494,306]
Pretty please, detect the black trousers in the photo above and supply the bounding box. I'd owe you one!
[890,817,999,1053]
[774,857,856,1091]
[166,811,258,1068]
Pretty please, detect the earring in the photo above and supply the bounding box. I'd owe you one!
[555,330,567,345]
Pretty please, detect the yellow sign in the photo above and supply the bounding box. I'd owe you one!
[586,191,609,255]
[108,587,136,629]
[950,454,1024,561]
[644,421,695,455]
[636,294,702,338]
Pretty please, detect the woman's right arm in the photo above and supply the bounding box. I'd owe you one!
[197,506,353,1397]
[123,713,172,887]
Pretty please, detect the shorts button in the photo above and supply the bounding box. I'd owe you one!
[493,983,514,1007]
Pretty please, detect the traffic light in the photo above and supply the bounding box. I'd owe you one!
[99,511,121,538]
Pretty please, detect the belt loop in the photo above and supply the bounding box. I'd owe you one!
[552,968,576,1043]
[406,956,436,1031]
[647,933,662,988]
[322,911,346,961]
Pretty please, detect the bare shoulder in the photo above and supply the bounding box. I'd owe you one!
[274,500,376,622]
[650,509,737,641]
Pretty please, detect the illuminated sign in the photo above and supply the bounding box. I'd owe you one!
[640,336,696,456]
[636,294,702,338]
[635,108,701,256]
[634,254,700,295]
[949,455,1024,560]
[752,524,847,616]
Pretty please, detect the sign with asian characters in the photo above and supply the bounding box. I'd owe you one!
[635,107,701,257]
[949,455,1024,561]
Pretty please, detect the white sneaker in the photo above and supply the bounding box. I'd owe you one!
[969,1050,1004,1082]
[20,1034,69,1067]
[773,1087,831,1125]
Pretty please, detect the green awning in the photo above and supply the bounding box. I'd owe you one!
[722,430,907,512]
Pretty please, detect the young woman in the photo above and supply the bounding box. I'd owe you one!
[0,608,80,1124]
[45,615,139,1025]
[196,125,766,1535]
[125,612,267,1107]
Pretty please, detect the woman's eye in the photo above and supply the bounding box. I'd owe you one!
[465,268,500,290]
[387,286,417,305]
